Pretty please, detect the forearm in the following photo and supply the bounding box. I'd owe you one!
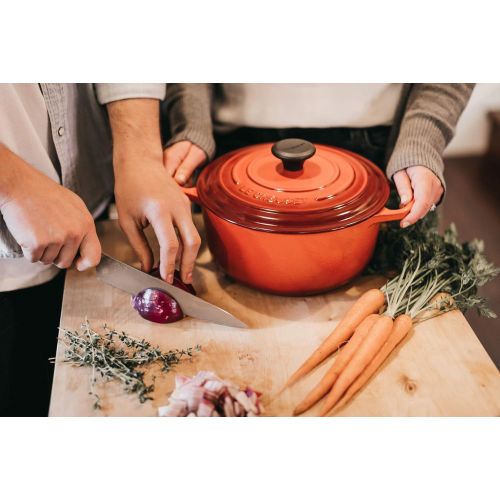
[0,144,36,206]
[387,83,475,189]
[164,83,215,160]
[107,99,164,168]
[107,98,201,282]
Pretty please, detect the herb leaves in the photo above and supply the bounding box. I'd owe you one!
[369,213,499,320]
[58,321,201,410]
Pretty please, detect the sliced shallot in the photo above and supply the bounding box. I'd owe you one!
[158,371,264,417]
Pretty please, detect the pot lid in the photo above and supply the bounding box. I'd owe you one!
[197,138,389,233]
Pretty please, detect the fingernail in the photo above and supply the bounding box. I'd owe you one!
[401,221,411,228]
[77,258,90,271]
[167,273,174,284]
[186,272,193,283]
[400,195,410,206]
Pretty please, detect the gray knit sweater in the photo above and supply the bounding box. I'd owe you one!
[163,83,475,191]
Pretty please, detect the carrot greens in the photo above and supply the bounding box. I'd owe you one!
[372,218,498,321]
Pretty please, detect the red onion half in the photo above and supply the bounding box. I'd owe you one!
[131,288,184,324]
[132,270,196,324]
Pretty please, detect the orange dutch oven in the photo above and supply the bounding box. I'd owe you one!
[183,139,411,295]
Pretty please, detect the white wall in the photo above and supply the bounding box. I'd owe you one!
[444,83,500,157]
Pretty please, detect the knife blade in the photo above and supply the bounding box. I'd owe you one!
[96,253,247,328]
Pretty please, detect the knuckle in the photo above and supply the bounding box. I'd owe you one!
[65,231,79,244]
[165,150,181,164]
[23,246,41,261]
[186,234,201,250]
[27,233,46,250]
[23,250,37,262]
[166,241,179,255]
[147,200,167,218]
[51,233,64,246]
[84,217,95,232]
[90,240,102,256]
[33,241,47,254]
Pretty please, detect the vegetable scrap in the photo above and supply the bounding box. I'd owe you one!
[56,320,201,409]
[158,371,264,417]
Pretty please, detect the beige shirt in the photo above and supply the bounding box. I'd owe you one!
[214,83,404,130]
[0,83,166,292]
[0,84,61,291]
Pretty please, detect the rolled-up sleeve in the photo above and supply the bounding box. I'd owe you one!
[94,83,166,104]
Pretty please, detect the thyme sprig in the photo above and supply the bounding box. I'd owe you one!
[57,320,201,409]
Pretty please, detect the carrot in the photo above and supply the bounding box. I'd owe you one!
[283,289,385,389]
[293,313,379,415]
[319,314,394,416]
[334,314,413,411]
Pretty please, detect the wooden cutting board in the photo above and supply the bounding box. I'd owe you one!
[49,218,500,416]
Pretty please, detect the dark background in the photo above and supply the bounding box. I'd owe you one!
[440,118,500,368]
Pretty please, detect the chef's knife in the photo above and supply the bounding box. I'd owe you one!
[96,253,247,328]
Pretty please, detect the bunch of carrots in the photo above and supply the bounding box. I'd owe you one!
[281,223,498,417]
[284,271,414,417]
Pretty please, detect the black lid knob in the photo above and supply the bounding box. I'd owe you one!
[271,138,316,172]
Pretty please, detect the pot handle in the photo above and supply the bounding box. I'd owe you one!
[181,186,200,204]
[368,200,414,225]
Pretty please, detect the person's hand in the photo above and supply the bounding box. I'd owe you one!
[0,147,100,270]
[114,155,201,284]
[107,98,201,284]
[392,166,444,228]
[163,141,206,186]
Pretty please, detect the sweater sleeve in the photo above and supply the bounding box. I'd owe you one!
[95,84,167,104]
[386,83,475,193]
[163,83,215,160]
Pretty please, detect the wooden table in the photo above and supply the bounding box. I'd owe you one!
[49,218,500,416]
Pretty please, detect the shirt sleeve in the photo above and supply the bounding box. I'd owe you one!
[94,83,166,104]
[163,83,215,160]
[386,83,475,194]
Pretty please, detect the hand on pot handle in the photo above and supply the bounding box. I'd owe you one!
[181,185,200,204]
[163,141,207,186]
[369,200,415,225]
[393,166,444,228]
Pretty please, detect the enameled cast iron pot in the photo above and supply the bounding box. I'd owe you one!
[183,139,411,295]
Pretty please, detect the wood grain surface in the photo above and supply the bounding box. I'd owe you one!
[49,218,500,417]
